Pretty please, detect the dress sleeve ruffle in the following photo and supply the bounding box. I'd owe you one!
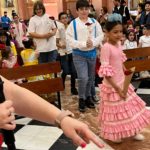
[98,65,115,77]
[122,53,127,62]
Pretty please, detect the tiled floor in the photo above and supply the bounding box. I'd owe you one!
[2,78,150,150]
[2,117,113,150]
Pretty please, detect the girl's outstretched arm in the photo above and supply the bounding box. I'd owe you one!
[1,76,104,149]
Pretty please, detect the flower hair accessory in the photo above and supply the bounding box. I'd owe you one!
[107,13,122,23]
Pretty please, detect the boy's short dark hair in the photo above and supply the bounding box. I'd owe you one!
[76,0,89,10]
[145,0,150,5]
[58,12,67,20]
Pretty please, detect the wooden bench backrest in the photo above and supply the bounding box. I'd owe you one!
[124,47,150,72]
[0,61,64,95]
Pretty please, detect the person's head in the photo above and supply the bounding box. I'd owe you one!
[135,23,140,33]
[1,46,12,60]
[127,23,134,30]
[4,11,7,17]
[120,0,126,6]
[126,29,136,42]
[0,30,8,44]
[100,6,108,15]
[66,9,72,15]
[143,24,150,35]
[137,3,145,13]
[89,4,95,12]
[120,29,127,45]
[12,10,15,13]
[105,13,123,44]
[33,1,45,16]
[12,10,16,16]
[58,12,68,25]
[113,0,120,7]
[145,1,150,12]
[76,0,90,19]
[22,37,34,49]
[13,14,19,23]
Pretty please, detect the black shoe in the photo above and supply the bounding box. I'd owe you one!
[86,96,95,108]
[92,96,99,103]
[71,88,78,95]
[79,98,86,112]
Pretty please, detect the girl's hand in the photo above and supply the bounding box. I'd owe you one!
[60,117,104,149]
[116,87,126,99]
[0,100,16,130]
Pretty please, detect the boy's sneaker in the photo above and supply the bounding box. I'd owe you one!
[79,98,86,112]
[85,96,95,108]
[133,134,145,141]
[71,88,78,95]
[92,96,99,103]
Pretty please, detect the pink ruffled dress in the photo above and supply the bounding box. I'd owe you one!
[98,42,150,141]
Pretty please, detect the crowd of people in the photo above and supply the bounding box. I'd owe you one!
[0,0,150,148]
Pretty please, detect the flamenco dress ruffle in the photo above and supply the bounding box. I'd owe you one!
[98,64,150,141]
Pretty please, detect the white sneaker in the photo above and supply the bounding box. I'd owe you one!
[133,134,145,141]
[111,139,122,143]
[145,71,150,78]
[140,71,149,78]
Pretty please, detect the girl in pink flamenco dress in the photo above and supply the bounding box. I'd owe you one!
[98,14,150,143]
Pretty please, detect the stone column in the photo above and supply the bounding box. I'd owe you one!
[43,0,63,19]
[17,0,29,20]
[107,0,114,13]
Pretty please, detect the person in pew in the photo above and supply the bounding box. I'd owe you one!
[138,24,150,78]
[21,37,44,82]
[124,29,137,50]
[0,75,104,149]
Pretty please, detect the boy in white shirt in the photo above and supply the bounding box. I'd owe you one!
[66,0,104,112]
[28,1,57,64]
[56,12,78,95]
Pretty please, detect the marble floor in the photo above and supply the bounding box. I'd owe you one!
[2,78,150,150]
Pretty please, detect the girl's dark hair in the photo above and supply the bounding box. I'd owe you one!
[22,38,34,49]
[33,1,45,15]
[1,46,11,59]
[138,3,145,12]
[58,12,67,20]
[126,29,136,40]
[105,21,122,32]
[0,30,11,46]
[76,0,89,10]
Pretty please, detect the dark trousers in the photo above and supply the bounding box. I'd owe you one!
[38,50,58,64]
[60,53,77,89]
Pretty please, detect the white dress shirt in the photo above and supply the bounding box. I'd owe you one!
[66,17,104,51]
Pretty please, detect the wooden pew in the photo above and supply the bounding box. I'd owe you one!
[0,61,64,109]
[124,47,150,73]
